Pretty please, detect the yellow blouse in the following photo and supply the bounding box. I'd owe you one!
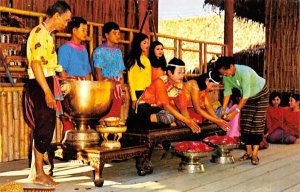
[127,54,151,101]
[26,24,62,79]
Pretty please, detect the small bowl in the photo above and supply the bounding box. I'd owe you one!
[104,117,120,127]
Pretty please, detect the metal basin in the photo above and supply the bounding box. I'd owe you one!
[61,80,114,148]
[62,80,114,126]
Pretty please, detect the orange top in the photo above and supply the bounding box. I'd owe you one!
[140,76,188,111]
[151,67,165,81]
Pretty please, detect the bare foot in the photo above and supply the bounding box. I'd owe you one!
[33,174,59,187]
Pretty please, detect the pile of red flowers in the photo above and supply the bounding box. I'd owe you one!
[203,135,237,145]
[175,141,213,152]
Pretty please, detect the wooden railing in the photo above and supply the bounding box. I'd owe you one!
[0,6,227,74]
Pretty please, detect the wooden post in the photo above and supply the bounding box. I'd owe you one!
[0,92,2,162]
[24,122,30,159]
[19,90,25,159]
[89,24,93,58]
[199,42,203,74]
[178,40,182,59]
[174,39,177,58]
[7,91,13,161]
[139,0,150,34]
[13,91,20,160]
[224,0,234,56]
[1,91,8,162]
[204,43,207,73]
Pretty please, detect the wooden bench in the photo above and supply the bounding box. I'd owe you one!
[47,141,150,187]
[123,121,223,173]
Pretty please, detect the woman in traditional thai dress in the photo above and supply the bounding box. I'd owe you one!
[214,56,269,165]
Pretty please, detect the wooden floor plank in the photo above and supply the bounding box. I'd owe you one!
[282,183,300,192]
[0,141,299,192]
[108,142,300,192]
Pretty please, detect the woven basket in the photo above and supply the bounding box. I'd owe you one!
[23,188,55,192]
[0,182,24,192]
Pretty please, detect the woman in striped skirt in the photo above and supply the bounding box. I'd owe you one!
[214,56,269,165]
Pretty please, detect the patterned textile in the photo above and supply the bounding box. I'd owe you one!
[92,44,125,79]
[240,84,269,136]
[156,110,175,124]
[53,76,63,117]
[24,88,35,129]
[160,75,183,98]
[26,24,62,78]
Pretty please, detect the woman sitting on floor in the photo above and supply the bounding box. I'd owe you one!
[265,93,300,144]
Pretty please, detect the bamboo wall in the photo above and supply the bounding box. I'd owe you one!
[0,85,63,162]
[265,0,300,93]
[234,46,264,77]
[0,86,29,162]
[0,0,158,34]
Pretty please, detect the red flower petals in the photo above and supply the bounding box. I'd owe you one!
[175,141,213,152]
[203,135,237,145]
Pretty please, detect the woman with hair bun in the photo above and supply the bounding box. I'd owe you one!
[185,70,229,131]
[266,93,300,144]
[214,56,269,165]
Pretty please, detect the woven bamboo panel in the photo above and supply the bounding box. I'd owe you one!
[0,0,158,32]
[0,87,63,162]
[265,0,300,93]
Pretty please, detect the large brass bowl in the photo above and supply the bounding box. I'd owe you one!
[61,80,114,148]
[62,80,114,126]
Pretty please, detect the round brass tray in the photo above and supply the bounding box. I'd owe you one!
[176,150,210,158]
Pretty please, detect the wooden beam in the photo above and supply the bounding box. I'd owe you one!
[139,0,150,35]
[224,0,234,56]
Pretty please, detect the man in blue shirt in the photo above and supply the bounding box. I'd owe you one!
[93,22,126,119]
[58,17,91,80]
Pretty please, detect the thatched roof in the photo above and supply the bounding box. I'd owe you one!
[204,0,265,24]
